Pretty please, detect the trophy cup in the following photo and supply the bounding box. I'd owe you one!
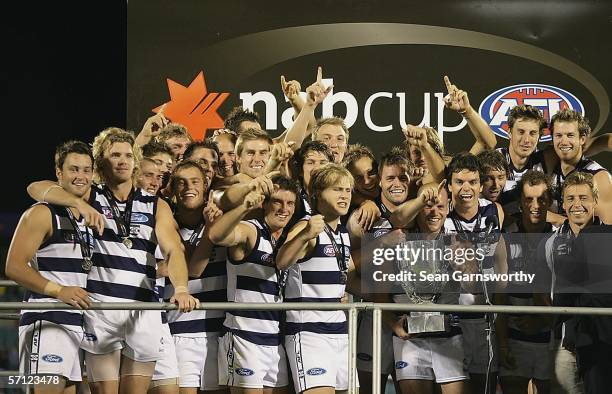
[394,237,451,334]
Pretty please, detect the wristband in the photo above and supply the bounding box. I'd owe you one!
[43,281,63,298]
[174,286,188,294]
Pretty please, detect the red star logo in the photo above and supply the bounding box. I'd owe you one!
[153,71,229,140]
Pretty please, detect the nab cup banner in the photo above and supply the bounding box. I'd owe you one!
[127,0,611,167]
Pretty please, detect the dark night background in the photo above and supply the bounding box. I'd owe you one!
[0,1,126,370]
[1,1,127,253]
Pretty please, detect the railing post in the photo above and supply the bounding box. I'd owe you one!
[372,307,382,394]
[348,307,358,394]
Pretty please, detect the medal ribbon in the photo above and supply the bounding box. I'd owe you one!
[65,207,93,270]
[102,186,135,242]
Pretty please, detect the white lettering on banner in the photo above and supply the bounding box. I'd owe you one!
[365,92,393,132]
[239,91,278,130]
[238,77,466,141]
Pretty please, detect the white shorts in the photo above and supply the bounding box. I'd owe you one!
[460,318,499,374]
[286,331,357,392]
[499,339,552,380]
[19,320,84,382]
[356,310,395,375]
[218,332,288,388]
[174,335,220,389]
[152,322,179,381]
[81,309,164,362]
[393,335,468,383]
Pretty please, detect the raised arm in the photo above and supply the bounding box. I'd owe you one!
[403,125,447,183]
[390,180,446,228]
[282,66,332,149]
[135,105,169,147]
[276,215,324,270]
[6,205,91,309]
[443,76,497,154]
[218,171,277,211]
[264,142,295,174]
[188,195,224,277]
[208,192,263,247]
[155,198,199,312]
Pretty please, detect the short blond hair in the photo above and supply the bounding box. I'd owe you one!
[92,127,142,184]
[563,171,598,201]
[308,164,354,210]
[312,117,350,142]
[235,128,272,157]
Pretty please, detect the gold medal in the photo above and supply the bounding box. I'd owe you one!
[123,237,133,249]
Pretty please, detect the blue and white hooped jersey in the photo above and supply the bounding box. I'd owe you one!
[503,220,552,343]
[498,147,546,193]
[444,198,501,235]
[166,224,227,337]
[444,199,501,308]
[284,220,351,336]
[20,203,90,333]
[223,219,282,346]
[87,185,158,302]
[497,148,546,217]
[550,157,608,214]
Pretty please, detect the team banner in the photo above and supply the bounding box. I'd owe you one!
[127,0,612,169]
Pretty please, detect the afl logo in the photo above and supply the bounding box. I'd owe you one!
[478,84,585,142]
[324,245,336,256]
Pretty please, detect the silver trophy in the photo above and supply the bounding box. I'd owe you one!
[395,238,451,334]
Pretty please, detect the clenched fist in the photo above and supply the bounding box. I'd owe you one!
[300,214,326,241]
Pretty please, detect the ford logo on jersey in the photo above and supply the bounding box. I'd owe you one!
[478,84,585,142]
[42,354,63,363]
[324,245,336,256]
[235,368,254,376]
[130,213,149,223]
[307,368,327,376]
[395,361,408,369]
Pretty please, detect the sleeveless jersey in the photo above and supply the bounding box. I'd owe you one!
[497,147,546,217]
[284,220,351,336]
[550,157,607,213]
[166,224,227,337]
[444,199,501,311]
[223,219,283,345]
[498,147,546,193]
[504,220,552,343]
[20,203,89,332]
[87,185,158,302]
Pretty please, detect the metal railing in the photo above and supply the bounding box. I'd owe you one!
[3,279,612,394]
